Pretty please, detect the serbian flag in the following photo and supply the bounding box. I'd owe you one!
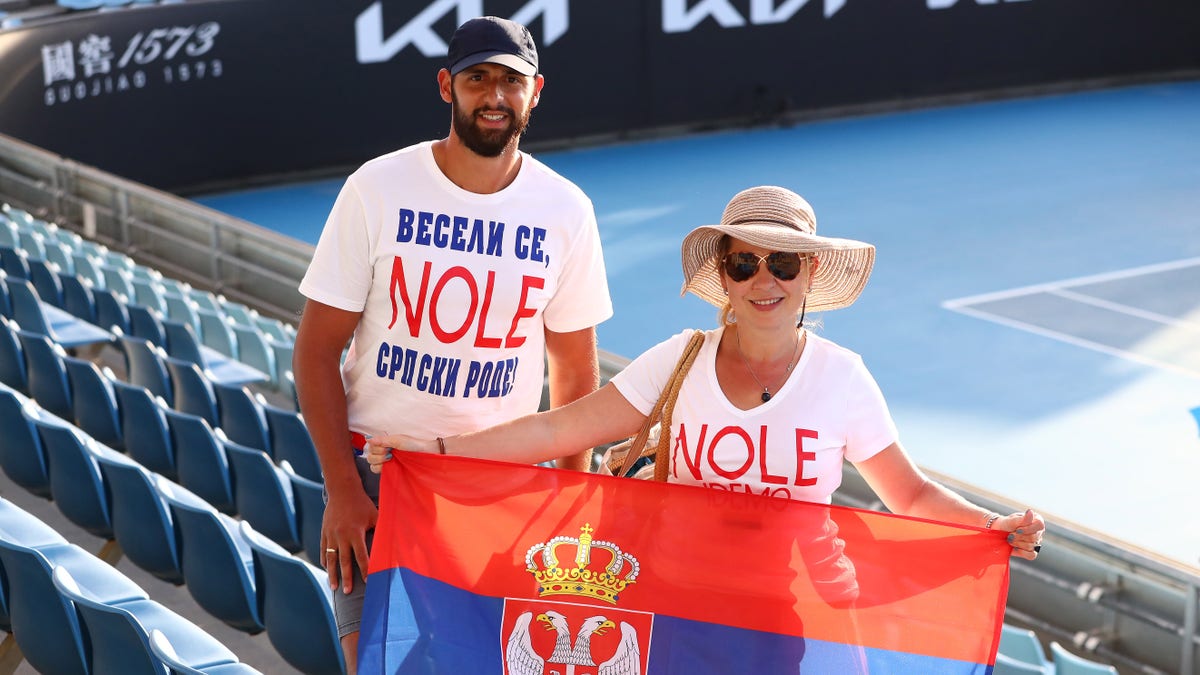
[360,453,1011,674]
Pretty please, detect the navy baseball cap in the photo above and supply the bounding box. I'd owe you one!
[446,16,538,77]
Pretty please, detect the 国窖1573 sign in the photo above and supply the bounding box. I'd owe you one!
[40,21,223,106]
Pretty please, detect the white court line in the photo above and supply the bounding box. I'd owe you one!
[944,305,1200,380]
[941,256,1200,309]
[1048,288,1200,332]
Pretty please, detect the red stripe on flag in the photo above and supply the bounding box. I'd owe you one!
[369,453,1010,665]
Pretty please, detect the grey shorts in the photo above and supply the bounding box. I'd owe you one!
[328,454,381,638]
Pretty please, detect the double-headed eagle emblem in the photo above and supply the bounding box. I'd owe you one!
[506,610,640,675]
[504,524,645,675]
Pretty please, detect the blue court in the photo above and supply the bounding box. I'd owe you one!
[197,80,1200,568]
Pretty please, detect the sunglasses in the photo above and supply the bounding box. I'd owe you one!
[722,251,807,282]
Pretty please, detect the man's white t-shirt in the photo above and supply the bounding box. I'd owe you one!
[611,327,897,503]
[299,141,613,439]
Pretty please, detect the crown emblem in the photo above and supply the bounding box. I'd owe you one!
[524,524,640,605]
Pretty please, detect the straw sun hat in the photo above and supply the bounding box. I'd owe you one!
[680,185,875,313]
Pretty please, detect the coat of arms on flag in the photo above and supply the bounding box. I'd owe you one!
[502,524,652,675]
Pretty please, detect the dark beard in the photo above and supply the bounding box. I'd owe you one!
[451,91,532,158]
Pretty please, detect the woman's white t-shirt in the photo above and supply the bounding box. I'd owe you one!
[610,327,898,503]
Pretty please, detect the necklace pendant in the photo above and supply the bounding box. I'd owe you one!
[761,391,771,403]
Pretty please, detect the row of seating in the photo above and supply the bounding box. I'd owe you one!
[2,208,296,396]
[3,206,294,342]
[0,323,325,562]
[0,384,344,673]
[0,212,344,671]
[0,251,281,392]
[998,623,1119,674]
[0,494,330,674]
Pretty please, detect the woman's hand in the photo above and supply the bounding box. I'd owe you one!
[992,509,1046,560]
[364,434,438,474]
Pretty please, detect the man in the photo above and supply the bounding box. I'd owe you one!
[292,16,612,673]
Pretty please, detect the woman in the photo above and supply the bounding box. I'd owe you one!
[365,185,1045,560]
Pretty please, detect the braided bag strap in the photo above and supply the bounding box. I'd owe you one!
[612,331,706,478]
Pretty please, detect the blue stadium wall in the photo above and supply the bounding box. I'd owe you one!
[0,0,1197,192]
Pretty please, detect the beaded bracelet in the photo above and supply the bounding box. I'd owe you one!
[984,513,1000,529]
[436,437,447,455]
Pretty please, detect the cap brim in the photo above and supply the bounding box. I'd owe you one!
[449,51,537,76]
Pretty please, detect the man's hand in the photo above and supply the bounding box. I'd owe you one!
[320,486,378,594]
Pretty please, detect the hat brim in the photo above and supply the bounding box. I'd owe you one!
[449,51,537,76]
[679,223,875,312]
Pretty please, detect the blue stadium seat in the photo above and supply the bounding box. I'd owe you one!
[113,379,177,478]
[225,441,300,552]
[213,382,269,451]
[43,239,75,275]
[164,292,202,334]
[0,219,16,249]
[0,497,68,632]
[94,286,132,334]
[60,273,98,323]
[999,623,1051,669]
[0,246,30,280]
[1049,642,1118,674]
[158,277,191,298]
[197,308,238,359]
[239,521,345,675]
[163,318,268,386]
[252,315,291,344]
[150,628,264,675]
[165,409,236,515]
[72,252,105,290]
[0,538,144,675]
[270,340,295,392]
[64,355,124,450]
[187,289,223,314]
[262,402,321,481]
[15,230,45,262]
[281,460,325,566]
[131,277,168,315]
[217,299,258,328]
[129,264,162,282]
[119,333,174,405]
[53,566,243,675]
[101,264,137,300]
[27,259,64,308]
[8,277,113,348]
[51,227,82,251]
[165,356,219,425]
[157,478,264,634]
[231,323,275,384]
[0,387,52,498]
[75,239,109,260]
[33,420,120,548]
[95,453,185,585]
[17,330,73,420]
[102,250,136,271]
[129,303,168,347]
[0,315,28,393]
